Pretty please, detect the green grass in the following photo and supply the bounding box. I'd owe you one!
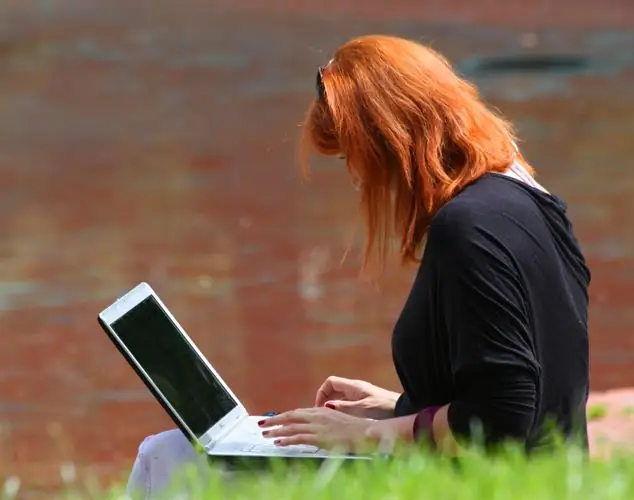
[587,404,609,421]
[48,445,634,500]
[622,406,634,417]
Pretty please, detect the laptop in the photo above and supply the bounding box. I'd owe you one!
[97,282,370,461]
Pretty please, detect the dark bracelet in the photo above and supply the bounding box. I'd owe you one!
[413,405,442,447]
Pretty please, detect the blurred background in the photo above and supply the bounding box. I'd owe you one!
[1,0,633,496]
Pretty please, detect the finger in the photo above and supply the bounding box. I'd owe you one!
[263,424,315,439]
[258,409,313,428]
[325,399,364,416]
[274,435,321,447]
[316,391,346,408]
[315,376,352,406]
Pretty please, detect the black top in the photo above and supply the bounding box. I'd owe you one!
[392,173,590,452]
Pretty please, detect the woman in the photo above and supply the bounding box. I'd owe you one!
[259,35,590,455]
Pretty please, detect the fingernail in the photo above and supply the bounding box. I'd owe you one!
[257,420,267,426]
[325,403,335,410]
[262,431,270,436]
[274,440,281,445]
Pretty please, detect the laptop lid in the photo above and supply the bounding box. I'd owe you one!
[98,282,248,449]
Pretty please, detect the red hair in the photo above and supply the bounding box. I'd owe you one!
[300,35,532,275]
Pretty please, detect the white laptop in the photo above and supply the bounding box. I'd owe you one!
[97,282,370,461]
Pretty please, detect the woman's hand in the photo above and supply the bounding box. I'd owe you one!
[315,376,399,420]
[258,407,378,453]
[258,408,419,454]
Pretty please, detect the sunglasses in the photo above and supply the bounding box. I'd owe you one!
[316,66,326,101]
[315,59,333,101]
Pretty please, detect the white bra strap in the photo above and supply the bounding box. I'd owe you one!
[503,159,550,194]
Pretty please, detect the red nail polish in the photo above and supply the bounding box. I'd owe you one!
[274,440,281,445]
[325,403,335,410]
[257,420,267,426]
[262,431,269,436]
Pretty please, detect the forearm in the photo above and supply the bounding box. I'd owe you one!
[426,381,536,453]
[448,371,537,447]
[369,407,459,454]
[375,371,536,454]
[431,404,460,454]
[412,404,460,454]
[387,407,458,450]
[397,394,535,455]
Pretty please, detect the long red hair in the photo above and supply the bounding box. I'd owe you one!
[299,35,532,275]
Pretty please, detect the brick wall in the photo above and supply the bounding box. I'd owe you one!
[0,1,632,493]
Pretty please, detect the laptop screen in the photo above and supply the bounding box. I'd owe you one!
[110,296,238,437]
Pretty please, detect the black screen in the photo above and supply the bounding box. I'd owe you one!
[111,296,238,437]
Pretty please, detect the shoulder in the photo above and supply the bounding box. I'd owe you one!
[428,175,542,256]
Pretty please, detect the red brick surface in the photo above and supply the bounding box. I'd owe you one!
[1,0,633,493]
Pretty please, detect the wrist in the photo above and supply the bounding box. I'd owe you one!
[366,415,417,449]
[396,414,418,443]
[382,390,400,409]
[368,390,400,420]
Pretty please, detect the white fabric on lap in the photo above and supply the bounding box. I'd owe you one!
[126,429,207,499]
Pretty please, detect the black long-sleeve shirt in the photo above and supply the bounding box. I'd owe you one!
[392,173,590,452]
